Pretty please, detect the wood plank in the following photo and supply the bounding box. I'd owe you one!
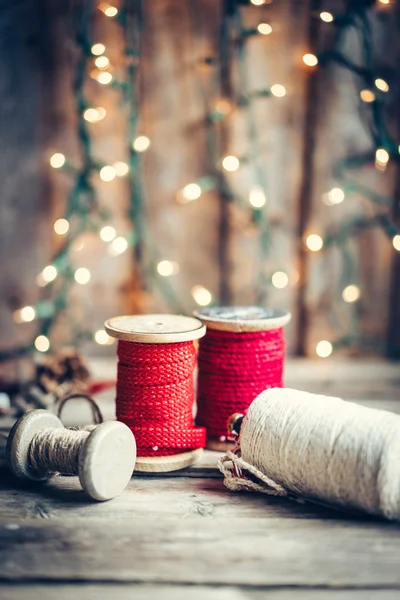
[0,518,399,586]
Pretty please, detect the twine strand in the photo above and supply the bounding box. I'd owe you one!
[28,428,89,475]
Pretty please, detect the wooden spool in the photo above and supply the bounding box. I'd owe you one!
[6,409,136,501]
[105,314,206,473]
[194,306,292,451]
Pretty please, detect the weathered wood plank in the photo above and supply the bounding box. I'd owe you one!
[0,518,399,586]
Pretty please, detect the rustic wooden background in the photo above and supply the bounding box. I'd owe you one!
[0,0,399,371]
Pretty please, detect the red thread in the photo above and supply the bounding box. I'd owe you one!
[116,340,206,457]
[196,328,286,439]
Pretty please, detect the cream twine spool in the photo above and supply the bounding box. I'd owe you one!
[219,388,400,520]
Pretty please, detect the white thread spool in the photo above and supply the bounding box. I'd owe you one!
[219,388,400,520]
[7,410,136,501]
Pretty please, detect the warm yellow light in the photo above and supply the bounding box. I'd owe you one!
[109,236,128,256]
[393,235,400,251]
[133,136,150,152]
[50,153,65,168]
[251,0,264,5]
[192,285,212,306]
[316,340,332,358]
[100,225,116,242]
[214,99,232,115]
[378,0,390,4]
[91,43,105,56]
[94,329,113,345]
[249,185,266,208]
[113,161,129,176]
[342,284,360,303]
[376,148,389,166]
[96,71,113,85]
[95,55,110,69]
[42,265,58,283]
[320,11,334,22]
[83,107,106,123]
[360,89,375,103]
[35,335,50,353]
[375,78,389,92]
[182,183,202,201]
[303,53,318,67]
[54,218,69,235]
[222,155,240,172]
[257,23,272,35]
[100,165,116,182]
[157,260,179,277]
[271,84,286,97]
[98,3,118,17]
[74,267,91,285]
[14,306,36,323]
[306,233,323,252]
[271,271,289,289]
[325,187,345,205]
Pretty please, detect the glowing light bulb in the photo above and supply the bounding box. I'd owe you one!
[257,23,272,35]
[320,12,334,22]
[95,55,110,69]
[14,306,36,323]
[249,185,266,208]
[91,43,105,56]
[251,0,264,4]
[133,136,150,152]
[271,271,289,289]
[182,183,202,202]
[303,53,318,67]
[360,89,375,103]
[100,226,116,242]
[113,161,129,176]
[342,284,360,303]
[192,285,212,306]
[74,268,91,284]
[324,187,345,206]
[35,335,50,352]
[53,218,69,235]
[271,84,286,97]
[100,165,116,182]
[222,155,240,172]
[84,107,106,123]
[50,153,65,168]
[41,265,58,284]
[375,148,389,167]
[316,340,332,358]
[99,3,118,17]
[378,0,390,4]
[95,71,113,85]
[109,236,128,256]
[157,260,179,276]
[375,78,389,92]
[393,235,400,251]
[306,233,323,252]
[94,330,113,345]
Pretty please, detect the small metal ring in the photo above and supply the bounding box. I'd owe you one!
[57,393,103,425]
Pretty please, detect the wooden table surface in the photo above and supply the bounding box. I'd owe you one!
[0,359,399,600]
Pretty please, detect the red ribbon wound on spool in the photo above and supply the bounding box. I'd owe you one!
[116,340,206,456]
[196,328,285,439]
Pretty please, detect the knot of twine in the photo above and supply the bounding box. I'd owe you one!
[29,428,91,475]
[196,328,285,439]
[116,340,205,457]
[218,388,400,520]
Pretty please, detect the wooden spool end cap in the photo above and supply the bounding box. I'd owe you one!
[6,410,64,482]
[79,421,136,501]
[105,314,206,344]
[135,448,203,473]
[194,306,292,333]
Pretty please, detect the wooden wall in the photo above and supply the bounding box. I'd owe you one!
[0,0,399,369]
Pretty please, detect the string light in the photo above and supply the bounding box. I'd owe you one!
[113,161,129,176]
[14,306,36,323]
[249,185,266,208]
[342,284,360,303]
[93,71,113,85]
[192,285,212,306]
[305,233,323,252]
[50,153,65,169]
[250,0,264,5]
[302,53,318,67]
[320,12,334,22]
[35,335,50,353]
[393,235,400,251]
[98,3,118,17]
[378,0,390,4]
[40,265,58,285]
[74,268,91,285]
[270,84,286,97]
[94,329,113,345]
[323,187,345,206]
[316,340,332,358]
[109,236,128,256]
[91,43,105,56]
[257,23,272,35]
[99,225,116,242]
[100,165,116,182]
[53,218,70,235]
[83,107,107,123]
[132,136,150,152]
[271,271,289,289]
[95,56,110,69]
[181,183,202,202]
[360,89,375,103]
[375,78,389,92]
[375,148,389,169]
[157,260,179,276]
[222,155,239,172]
